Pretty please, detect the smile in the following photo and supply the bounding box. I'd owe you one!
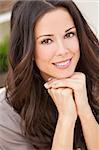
[53,58,72,69]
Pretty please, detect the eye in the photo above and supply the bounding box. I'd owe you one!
[64,32,76,39]
[41,38,53,45]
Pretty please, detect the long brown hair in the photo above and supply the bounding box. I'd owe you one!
[6,0,99,149]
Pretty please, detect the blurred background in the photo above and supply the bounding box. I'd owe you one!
[0,0,14,88]
[0,0,99,88]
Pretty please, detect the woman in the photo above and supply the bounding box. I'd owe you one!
[0,0,99,150]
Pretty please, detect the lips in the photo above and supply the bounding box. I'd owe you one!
[53,58,72,69]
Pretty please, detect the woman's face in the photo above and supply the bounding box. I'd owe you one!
[35,8,80,81]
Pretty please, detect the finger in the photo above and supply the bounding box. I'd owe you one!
[61,88,73,96]
[47,78,79,90]
[44,78,58,88]
[44,73,86,90]
[47,88,62,104]
[48,87,63,96]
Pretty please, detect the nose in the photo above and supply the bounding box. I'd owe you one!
[56,39,69,55]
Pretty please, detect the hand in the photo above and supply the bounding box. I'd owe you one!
[44,72,89,115]
[44,85,78,122]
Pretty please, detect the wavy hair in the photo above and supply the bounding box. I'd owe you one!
[6,0,99,149]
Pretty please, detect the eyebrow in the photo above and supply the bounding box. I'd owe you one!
[65,26,75,33]
[36,26,75,40]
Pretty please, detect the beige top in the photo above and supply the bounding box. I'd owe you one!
[0,88,34,150]
[0,88,82,150]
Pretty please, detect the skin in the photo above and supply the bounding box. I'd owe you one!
[35,7,80,81]
[35,7,99,150]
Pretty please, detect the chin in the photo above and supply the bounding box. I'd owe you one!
[41,69,75,81]
[54,71,74,79]
[51,65,77,79]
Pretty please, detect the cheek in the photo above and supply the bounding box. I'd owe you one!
[65,37,80,53]
[35,47,54,61]
[73,41,79,53]
[72,38,80,53]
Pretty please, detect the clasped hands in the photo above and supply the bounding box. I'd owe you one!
[44,72,89,121]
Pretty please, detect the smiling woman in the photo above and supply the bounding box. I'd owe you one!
[35,8,80,81]
[35,8,80,80]
[0,0,99,150]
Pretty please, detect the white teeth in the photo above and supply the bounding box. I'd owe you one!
[54,59,71,66]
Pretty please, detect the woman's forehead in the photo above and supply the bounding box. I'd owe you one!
[35,8,74,36]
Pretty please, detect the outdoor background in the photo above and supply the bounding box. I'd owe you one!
[0,0,99,88]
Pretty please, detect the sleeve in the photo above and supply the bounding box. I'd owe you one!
[0,146,5,150]
[0,104,34,150]
[0,88,35,150]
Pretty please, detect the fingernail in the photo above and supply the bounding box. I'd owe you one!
[44,83,49,88]
[48,77,52,81]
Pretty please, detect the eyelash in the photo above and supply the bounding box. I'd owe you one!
[41,31,76,45]
[65,32,76,38]
[41,38,52,45]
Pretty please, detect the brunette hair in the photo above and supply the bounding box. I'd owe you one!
[6,0,99,149]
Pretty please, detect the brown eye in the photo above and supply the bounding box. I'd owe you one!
[65,32,76,39]
[41,38,53,44]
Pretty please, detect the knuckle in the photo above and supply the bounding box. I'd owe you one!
[63,88,72,95]
[56,88,62,94]
[80,73,86,79]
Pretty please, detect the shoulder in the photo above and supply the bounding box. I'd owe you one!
[0,87,6,102]
[0,87,22,132]
[0,88,21,145]
[0,88,34,150]
[0,87,20,130]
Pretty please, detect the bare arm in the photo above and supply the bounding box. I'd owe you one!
[51,116,75,150]
[44,87,77,150]
[78,104,99,150]
[45,72,99,150]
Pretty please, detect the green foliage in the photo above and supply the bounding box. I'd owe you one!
[0,36,9,72]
